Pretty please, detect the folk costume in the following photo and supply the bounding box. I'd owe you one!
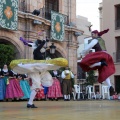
[35,84,45,100]
[47,70,63,100]
[16,37,68,107]
[79,29,115,93]
[18,74,31,100]
[5,70,24,100]
[20,37,48,60]
[29,39,47,60]
[0,65,10,100]
[0,70,6,100]
[61,68,74,101]
[10,58,68,107]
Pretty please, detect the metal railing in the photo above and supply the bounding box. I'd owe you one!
[45,11,69,25]
[18,1,69,25]
[113,52,120,63]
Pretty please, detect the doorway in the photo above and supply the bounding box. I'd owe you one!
[115,76,120,93]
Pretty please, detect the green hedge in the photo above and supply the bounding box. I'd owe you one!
[0,44,15,68]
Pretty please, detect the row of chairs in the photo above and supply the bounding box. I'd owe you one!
[72,85,110,100]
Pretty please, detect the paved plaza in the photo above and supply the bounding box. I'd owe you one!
[0,100,120,120]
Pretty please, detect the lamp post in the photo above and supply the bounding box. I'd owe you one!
[49,43,56,54]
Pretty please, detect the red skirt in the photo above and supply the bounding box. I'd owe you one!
[47,77,63,98]
[79,51,115,83]
[35,85,45,99]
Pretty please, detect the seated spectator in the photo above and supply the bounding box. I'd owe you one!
[91,93,96,99]
[118,93,120,100]
[82,90,88,100]
[95,91,101,100]
[113,92,118,100]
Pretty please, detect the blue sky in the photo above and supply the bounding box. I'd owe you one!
[76,0,102,31]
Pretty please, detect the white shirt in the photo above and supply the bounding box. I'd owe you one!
[81,39,98,57]
[61,70,74,79]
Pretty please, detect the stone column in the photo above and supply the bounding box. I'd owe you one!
[67,31,78,76]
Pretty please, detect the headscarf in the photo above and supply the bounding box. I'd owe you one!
[92,29,109,36]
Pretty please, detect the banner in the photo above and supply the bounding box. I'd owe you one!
[0,0,18,30]
[51,11,65,41]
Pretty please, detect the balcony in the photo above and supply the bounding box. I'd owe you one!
[19,0,26,12]
[18,1,69,25]
[115,20,120,30]
[45,10,69,25]
[113,52,120,63]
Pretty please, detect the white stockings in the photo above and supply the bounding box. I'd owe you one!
[28,89,37,105]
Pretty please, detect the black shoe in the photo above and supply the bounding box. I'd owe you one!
[51,98,54,101]
[109,86,114,96]
[27,104,38,108]
[101,60,107,66]
[55,98,58,101]
[67,99,70,101]
[64,99,68,101]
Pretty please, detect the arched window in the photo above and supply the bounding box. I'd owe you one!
[45,0,59,20]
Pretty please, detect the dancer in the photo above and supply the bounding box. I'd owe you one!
[19,37,50,108]
[18,35,68,108]
[61,67,74,101]
[47,70,63,101]
[20,37,49,60]
[19,31,49,60]
[5,70,24,101]
[18,74,31,100]
[10,58,68,108]
[78,29,115,94]
[0,64,10,101]
[0,68,5,101]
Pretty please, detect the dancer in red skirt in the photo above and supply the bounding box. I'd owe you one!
[78,29,115,94]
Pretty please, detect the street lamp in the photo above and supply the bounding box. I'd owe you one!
[49,43,56,54]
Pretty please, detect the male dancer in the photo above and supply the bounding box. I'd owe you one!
[27,38,51,108]
[79,29,115,94]
[19,36,69,108]
[20,37,52,108]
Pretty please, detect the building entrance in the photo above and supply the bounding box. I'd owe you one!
[0,39,21,59]
[115,76,120,93]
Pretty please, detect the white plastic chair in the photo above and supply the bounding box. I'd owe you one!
[86,85,96,99]
[72,85,82,100]
[102,85,110,100]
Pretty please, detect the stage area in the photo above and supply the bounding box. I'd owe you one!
[0,100,120,120]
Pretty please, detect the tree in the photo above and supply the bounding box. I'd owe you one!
[0,44,15,68]
[85,70,96,85]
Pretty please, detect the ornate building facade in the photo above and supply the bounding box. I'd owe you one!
[99,0,120,93]
[0,0,83,75]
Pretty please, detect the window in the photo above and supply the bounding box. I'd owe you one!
[115,76,120,93]
[115,37,120,62]
[115,5,120,29]
[45,0,59,20]
[116,37,120,51]
[18,0,25,12]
